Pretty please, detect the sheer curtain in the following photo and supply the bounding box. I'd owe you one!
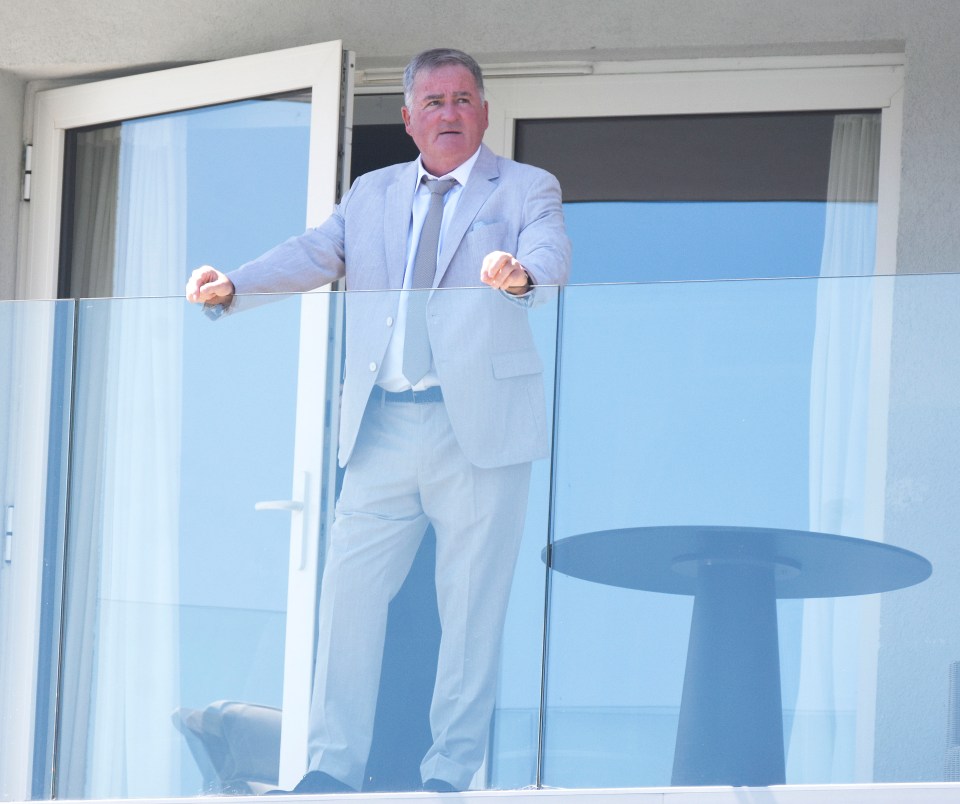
[59,115,187,798]
[57,126,122,796]
[787,113,881,782]
[90,115,186,797]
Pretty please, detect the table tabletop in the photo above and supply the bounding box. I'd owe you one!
[546,524,932,599]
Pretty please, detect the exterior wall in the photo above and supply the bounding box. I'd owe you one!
[881,284,960,781]
[0,69,23,300]
[1,1,960,298]
[894,4,960,277]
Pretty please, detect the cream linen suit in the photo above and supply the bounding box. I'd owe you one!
[228,143,571,789]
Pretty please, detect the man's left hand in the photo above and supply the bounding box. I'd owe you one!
[480,251,531,295]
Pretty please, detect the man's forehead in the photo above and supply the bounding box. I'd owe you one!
[412,66,479,94]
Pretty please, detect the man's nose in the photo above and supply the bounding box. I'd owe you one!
[439,101,459,120]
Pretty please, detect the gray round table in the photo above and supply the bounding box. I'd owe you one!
[545,525,932,787]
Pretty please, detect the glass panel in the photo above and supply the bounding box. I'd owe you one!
[488,286,559,790]
[543,274,960,788]
[876,273,960,784]
[0,298,74,801]
[56,294,305,798]
[48,285,558,797]
[515,111,880,283]
[544,279,818,788]
[17,274,960,797]
[59,92,311,298]
[304,286,560,793]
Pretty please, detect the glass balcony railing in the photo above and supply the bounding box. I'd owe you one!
[2,274,959,798]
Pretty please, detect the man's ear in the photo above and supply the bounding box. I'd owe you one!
[401,105,412,135]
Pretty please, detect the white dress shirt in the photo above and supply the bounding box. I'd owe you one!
[376,147,482,392]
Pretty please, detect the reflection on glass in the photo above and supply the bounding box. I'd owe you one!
[873,274,960,783]
[0,299,75,802]
[53,92,311,799]
[542,274,957,789]
[51,286,559,798]
[57,295,302,798]
[20,272,960,796]
[545,279,819,787]
[563,200,833,283]
[534,108,887,789]
[516,111,880,283]
[60,93,311,299]
[304,287,559,794]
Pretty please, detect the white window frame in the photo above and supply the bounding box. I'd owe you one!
[481,55,903,276]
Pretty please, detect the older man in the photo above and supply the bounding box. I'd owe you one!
[186,48,570,793]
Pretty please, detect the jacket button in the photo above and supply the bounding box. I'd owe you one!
[369,362,377,372]
[386,316,394,327]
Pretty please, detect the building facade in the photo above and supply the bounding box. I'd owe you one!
[2,2,960,803]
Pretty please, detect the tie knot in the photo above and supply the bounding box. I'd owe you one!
[425,177,457,197]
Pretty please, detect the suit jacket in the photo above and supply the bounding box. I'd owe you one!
[229,144,571,468]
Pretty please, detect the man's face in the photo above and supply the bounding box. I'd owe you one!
[401,64,489,177]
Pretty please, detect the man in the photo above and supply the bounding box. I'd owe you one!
[186,48,570,794]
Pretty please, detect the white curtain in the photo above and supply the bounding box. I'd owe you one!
[787,114,880,781]
[57,127,122,797]
[82,115,187,798]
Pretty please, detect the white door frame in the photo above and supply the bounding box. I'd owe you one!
[1,40,347,799]
[483,57,903,269]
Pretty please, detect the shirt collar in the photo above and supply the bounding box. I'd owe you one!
[415,146,482,189]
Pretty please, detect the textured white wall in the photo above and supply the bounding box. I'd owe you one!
[0,0,916,75]
[0,0,922,75]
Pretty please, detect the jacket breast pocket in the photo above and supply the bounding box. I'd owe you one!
[466,221,509,253]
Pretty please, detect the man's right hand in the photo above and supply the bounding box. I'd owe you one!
[186,265,236,305]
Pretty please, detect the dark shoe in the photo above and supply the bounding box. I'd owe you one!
[294,771,356,794]
[422,778,460,793]
[263,771,356,795]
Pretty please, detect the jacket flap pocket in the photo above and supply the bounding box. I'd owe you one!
[491,349,543,379]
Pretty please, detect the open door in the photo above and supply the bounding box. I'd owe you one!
[6,41,351,798]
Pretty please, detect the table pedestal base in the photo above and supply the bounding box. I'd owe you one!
[671,559,786,786]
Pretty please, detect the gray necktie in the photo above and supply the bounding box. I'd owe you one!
[403,177,457,385]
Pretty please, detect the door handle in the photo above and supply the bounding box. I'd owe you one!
[254,472,310,569]
[254,500,304,512]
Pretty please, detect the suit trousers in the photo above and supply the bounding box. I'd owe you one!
[306,391,532,790]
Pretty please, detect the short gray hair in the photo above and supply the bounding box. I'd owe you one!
[402,48,485,107]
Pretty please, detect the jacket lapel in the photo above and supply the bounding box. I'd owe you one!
[384,162,419,288]
[435,145,499,285]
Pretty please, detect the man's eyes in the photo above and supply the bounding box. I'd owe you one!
[423,97,473,108]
